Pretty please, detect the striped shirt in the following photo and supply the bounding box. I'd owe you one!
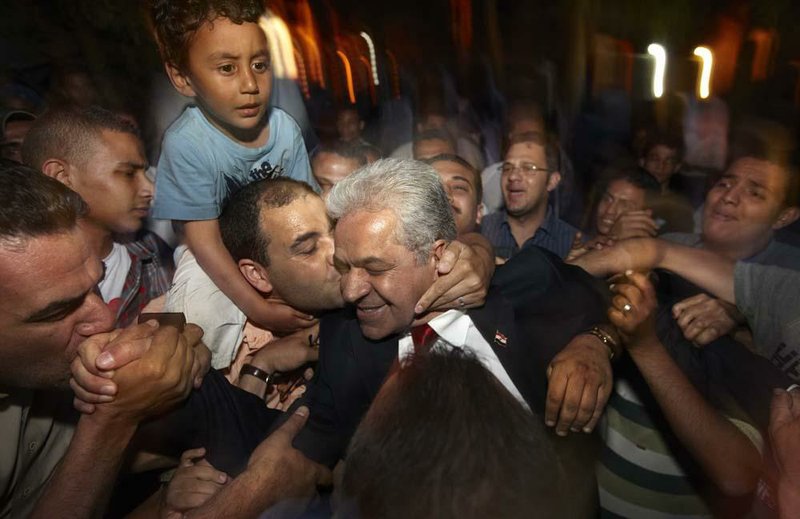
[597,378,763,518]
[480,206,577,260]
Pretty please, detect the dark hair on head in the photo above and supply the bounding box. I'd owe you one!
[412,128,456,156]
[0,159,88,250]
[423,153,483,203]
[729,122,799,208]
[219,178,316,267]
[505,130,560,173]
[311,142,368,166]
[342,348,564,519]
[148,0,265,69]
[22,105,140,171]
[603,165,662,201]
[642,131,683,160]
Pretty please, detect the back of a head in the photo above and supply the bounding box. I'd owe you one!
[341,349,564,519]
[148,0,264,69]
[219,177,315,267]
[413,129,456,157]
[326,158,457,263]
[312,142,368,167]
[0,159,87,250]
[21,105,139,172]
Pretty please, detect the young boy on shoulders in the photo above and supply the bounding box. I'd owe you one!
[148,0,319,330]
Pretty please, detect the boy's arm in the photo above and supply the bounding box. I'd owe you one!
[184,220,315,334]
[610,272,762,497]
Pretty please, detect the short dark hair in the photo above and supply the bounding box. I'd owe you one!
[341,348,564,519]
[506,131,560,173]
[641,131,683,160]
[423,153,483,203]
[412,128,456,156]
[729,124,799,208]
[22,105,140,171]
[311,142,368,166]
[219,178,316,267]
[604,166,662,202]
[0,159,88,251]
[148,0,264,70]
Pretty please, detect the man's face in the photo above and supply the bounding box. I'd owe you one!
[702,157,793,252]
[334,209,437,340]
[432,159,482,235]
[312,152,361,197]
[417,114,447,132]
[0,230,114,389]
[501,142,559,218]
[595,179,647,236]
[336,110,362,142]
[261,194,342,313]
[68,130,152,235]
[641,145,679,186]
[180,18,272,140]
[413,138,455,160]
[1,118,35,163]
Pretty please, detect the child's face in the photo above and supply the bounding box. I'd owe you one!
[181,18,272,141]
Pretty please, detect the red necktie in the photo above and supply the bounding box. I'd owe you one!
[411,324,439,352]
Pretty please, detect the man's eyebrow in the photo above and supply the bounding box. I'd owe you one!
[359,257,394,269]
[290,231,320,252]
[24,293,88,323]
[116,160,149,170]
[450,175,473,186]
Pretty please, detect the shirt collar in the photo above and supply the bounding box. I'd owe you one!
[500,204,556,237]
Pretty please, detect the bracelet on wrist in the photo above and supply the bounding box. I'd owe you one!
[240,364,278,385]
[584,326,619,360]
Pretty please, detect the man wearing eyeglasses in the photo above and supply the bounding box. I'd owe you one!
[481,131,578,261]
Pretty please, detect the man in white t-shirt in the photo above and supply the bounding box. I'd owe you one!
[22,105,173,326]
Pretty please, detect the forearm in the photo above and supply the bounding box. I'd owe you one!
[184,220,265,321]
[629,337,761,495]
[659,243,736,303]
[124,487,162,519]
[778,480,800,519]
[186,464,282,518]
[30,414,138,519]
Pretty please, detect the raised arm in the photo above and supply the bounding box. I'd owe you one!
[572,238,736,302]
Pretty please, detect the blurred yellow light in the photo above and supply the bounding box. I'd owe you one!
[647,43,666,98]
[693,46,713,99]
[337,50,356,104]
[259,12,298,80]
[360,32,380,86]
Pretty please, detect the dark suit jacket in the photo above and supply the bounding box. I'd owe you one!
[294,246,610,467]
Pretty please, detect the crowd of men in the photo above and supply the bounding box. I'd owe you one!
[2,0,800,518]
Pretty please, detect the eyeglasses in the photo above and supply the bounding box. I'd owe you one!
[500,162,553,175]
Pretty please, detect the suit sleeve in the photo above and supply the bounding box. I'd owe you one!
[492,245,609,331]
[292,314,352,468]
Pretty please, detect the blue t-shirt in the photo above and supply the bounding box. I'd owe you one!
[152,105,318,221]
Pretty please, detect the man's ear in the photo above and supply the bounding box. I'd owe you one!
[774,206,800,230]
[546,171,562,192]
[239,259,273,294]
[475,202,485,227]
[41,158,72,187]
[164,62,196,98]
[429,239,449,277]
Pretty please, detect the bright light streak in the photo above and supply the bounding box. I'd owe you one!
[337,50,356,104]
[647,43,666,98]
[259,13,298,80]
[360,32,380,86]
[693,46,713,99]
